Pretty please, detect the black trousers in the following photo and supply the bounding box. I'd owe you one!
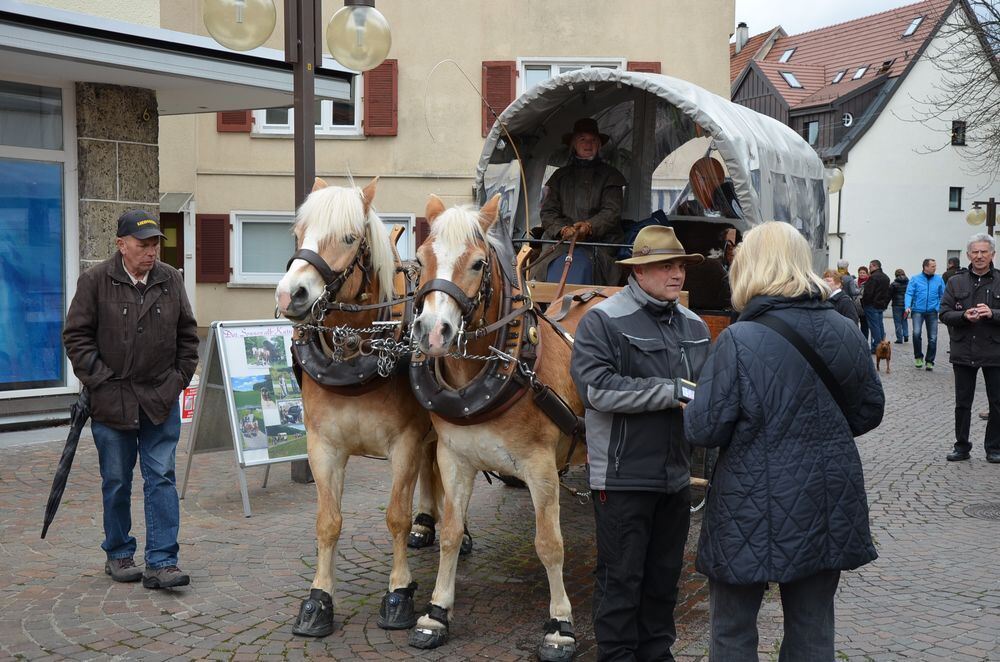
[953,364,1000,454]
[592,488,690,662]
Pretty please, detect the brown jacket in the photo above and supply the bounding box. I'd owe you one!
[63,255,199,430]
[532,158,627,285]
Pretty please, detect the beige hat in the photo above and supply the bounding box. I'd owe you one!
[616,226,705,266]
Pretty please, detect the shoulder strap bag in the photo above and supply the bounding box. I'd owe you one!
[749,314,851,424]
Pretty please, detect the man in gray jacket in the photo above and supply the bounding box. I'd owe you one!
[570,226,710,661]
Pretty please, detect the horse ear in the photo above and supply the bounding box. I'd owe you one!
[312,177,328,192]
[361,177,379,212]
[478,194,501,233]
[425,194,446,224]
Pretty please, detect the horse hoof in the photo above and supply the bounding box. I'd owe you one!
[377,582,417,630]
[292,588,334,637]
[409,624,448,649]
[407,513,436,549]
[538,619,577,661]
[459,528,473,556]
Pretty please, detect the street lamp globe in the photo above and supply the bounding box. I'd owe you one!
[826,166,845,194]
[204,0,276,51]
[327,1,392,71]
[967,204,987,226]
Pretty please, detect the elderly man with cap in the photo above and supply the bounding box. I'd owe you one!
[533,117,628,286]
[63,210,199,588]
[570,226,710,661]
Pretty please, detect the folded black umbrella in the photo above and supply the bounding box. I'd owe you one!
[40,388,90,539]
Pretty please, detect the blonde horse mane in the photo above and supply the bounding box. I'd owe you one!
[429,204,503,257]
[294,184,395,303]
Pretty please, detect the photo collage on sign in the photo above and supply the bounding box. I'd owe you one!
[224,328,304,464]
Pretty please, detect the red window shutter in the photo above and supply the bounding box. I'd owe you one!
[216,110,253,132]
[415,217,429,248]
[627,61,662,74]
[364,59,398,136]
[196,214,230,283]
[482,60,516,137]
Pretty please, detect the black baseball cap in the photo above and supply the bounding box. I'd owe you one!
[117,209,166,240]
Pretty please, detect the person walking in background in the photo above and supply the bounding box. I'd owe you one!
[890,268,910,343]
[862,260,891,352]
[943,256,962,283]
[905,258,945,371]
[940,234,1000,463]
[571,226,710,660]
[63,210,199,588]
[857,266,870,341]
[823,269,860,325]
[684,222,884,661]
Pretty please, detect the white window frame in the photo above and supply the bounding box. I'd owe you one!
[252,74,362,136]
[903,16,924,37]
[0,76,79,399]
[780,71,803,88]
[832,70,846,84]
[231,211,296,285]
[516,57,627,95]
[853,66,868,80]
[379,213,415,260]
[779,48,795,63]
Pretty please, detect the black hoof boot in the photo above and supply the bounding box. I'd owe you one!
[377,581,418,630]
[407,513,436,549]
[538,619,577,661]
[408,604,449,650]
[459,525,473,556]
[292,588,334,637]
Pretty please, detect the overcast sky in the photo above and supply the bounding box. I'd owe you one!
[734,0,921,36]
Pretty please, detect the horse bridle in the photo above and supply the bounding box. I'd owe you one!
[414,249,494,331]
[286,238,371,321]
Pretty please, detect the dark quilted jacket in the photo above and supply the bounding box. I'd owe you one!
[683,294,884,585]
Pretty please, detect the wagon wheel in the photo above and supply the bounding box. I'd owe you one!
[689,446,718,513]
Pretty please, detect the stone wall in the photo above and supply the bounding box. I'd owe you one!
[76,83,159,271]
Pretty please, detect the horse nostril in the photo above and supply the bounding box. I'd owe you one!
[291,286,309,305]
[412,319,424,337]
[440,321,452,339]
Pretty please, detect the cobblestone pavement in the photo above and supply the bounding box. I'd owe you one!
[2,334,999,661]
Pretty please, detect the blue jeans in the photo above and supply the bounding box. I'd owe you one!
[863,306,886,350]
[91,402,181,569]
[709,570,841,662]
[891,306,908,341]
[546,248,595,285]
[911,311,938,364]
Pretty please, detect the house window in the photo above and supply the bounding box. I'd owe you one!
[252,76,360,136]
[832,70,846,84]
[903,16,924,37]
[853,66,868,80]
[231,211,411,284]
[779,48,796,63]
[803,121,819,146]
[952,120,967,146]
[518,58,625,94]
[949,187,963,211]
[780,71,803,88]
[0,79,74,394]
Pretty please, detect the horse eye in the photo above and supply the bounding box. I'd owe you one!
[471,260,485,272]
[344,235,357,245]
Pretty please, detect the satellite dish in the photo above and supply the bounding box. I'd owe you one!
[842,112,854,128]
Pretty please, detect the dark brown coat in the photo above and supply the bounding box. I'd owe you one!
[63,255,199,430]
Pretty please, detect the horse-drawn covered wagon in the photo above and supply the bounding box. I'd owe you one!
[273,68,831,661]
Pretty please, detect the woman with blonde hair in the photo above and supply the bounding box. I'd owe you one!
[683,222,884,661]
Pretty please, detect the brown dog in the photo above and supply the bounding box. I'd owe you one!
[875,339,892,373]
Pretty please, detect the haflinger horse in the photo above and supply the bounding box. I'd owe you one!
[275,177,443,636]
[407,194,595,662]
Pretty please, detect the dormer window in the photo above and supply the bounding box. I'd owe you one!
[780,71,803,88]
[903,16,924,37]
[779,48,796,63]
[853,66,868,80]
[832,70,846,84]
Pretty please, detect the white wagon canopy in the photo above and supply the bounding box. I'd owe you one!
[475,69,829,253]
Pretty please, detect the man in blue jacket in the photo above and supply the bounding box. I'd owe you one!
[905,258,945,370]
[571,226,710,661]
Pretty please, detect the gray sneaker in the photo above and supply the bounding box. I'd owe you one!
[105,557,143,583]
[142,565,190,589]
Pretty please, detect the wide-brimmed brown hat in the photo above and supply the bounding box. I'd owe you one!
[562,117,610,146]
[616,226,705,266]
